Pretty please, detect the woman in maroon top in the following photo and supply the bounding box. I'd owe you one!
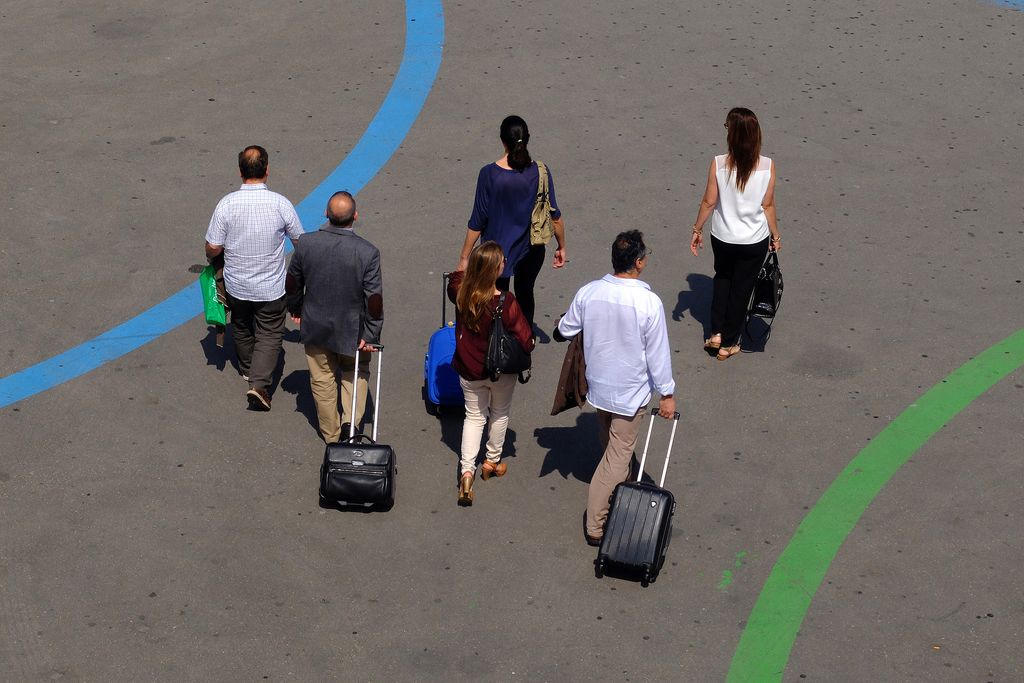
[447,242,535,506]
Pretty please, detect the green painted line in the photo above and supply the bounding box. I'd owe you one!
[727,329,1024,682]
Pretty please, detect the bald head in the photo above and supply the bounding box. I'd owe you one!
[238,145,268,180]
[327,191,357,227]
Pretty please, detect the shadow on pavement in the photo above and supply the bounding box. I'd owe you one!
[535,411,601,482]
[741,316,773,353]
[671,273,713,336]
[280,370,321,437]
[200,325,239,374]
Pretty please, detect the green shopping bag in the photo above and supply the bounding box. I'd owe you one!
[199,264,227,326]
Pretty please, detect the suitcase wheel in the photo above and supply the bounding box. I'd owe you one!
[641,565,652,587]
[422,384,439,416]
[595,557,606,579]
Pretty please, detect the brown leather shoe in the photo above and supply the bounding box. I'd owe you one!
[481,460,507,480]
[457,472,474,506]
[246,387,271,411]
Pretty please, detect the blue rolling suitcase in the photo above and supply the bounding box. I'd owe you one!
[596,408,679,586]
[423,272,463,413]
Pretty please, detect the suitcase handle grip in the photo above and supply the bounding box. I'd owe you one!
[648,407,680,420]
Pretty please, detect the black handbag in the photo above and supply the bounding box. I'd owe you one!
[484,292,532,381]
[321,435,395,508]
[749,250,783,319]
[745,250,783,344]
[318,346,396,510]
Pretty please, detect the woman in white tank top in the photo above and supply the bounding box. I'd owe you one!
[689,108,781,360]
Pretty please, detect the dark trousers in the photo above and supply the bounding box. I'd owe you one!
[226,293,286,392]
[496,243,545,329]
[710,235,769,347]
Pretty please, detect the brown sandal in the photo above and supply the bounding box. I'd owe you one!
[481,460,507,480]
[716,344,741,361]
[457,472,474,506]
[703,336,722,356]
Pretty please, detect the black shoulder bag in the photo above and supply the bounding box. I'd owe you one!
[746,250,784,343]
[484,293,532,382]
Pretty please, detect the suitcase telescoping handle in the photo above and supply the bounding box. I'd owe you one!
[636,407,680,488]
[349,343,384,442]
[441,272,452,328]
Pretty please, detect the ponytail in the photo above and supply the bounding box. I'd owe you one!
[499,115,532,172]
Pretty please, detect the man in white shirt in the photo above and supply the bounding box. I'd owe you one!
[204,145,304,411]
[557,230,676,546]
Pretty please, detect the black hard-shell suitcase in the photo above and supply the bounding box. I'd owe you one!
[319,345,396,509]
[596,408,679,586]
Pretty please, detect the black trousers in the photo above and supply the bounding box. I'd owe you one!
[226,293,286,391]
[710,235,769,347]
[496,243,545,329]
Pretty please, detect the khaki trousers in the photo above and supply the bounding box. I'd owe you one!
[586,407,644,538]
[304,344,370,443]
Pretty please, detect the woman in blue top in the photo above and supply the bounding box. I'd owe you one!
[456,115,567,331]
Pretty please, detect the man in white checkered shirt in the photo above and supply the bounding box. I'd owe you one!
[204,145,304,411]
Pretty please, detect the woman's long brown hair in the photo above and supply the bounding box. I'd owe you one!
[725,107,762,192]
[456,241,504,333]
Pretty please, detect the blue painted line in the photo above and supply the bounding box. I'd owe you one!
[992,1,1024,9]
[0,0,444,410]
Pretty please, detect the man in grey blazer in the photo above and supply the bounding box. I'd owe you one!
[287,191,383,443]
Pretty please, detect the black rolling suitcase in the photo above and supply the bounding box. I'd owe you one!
[319,345,396,510]
[596,407,679,586]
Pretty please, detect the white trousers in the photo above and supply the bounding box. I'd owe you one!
[459,374,518,475]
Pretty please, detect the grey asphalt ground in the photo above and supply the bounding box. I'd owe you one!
[2,0,1022,681]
